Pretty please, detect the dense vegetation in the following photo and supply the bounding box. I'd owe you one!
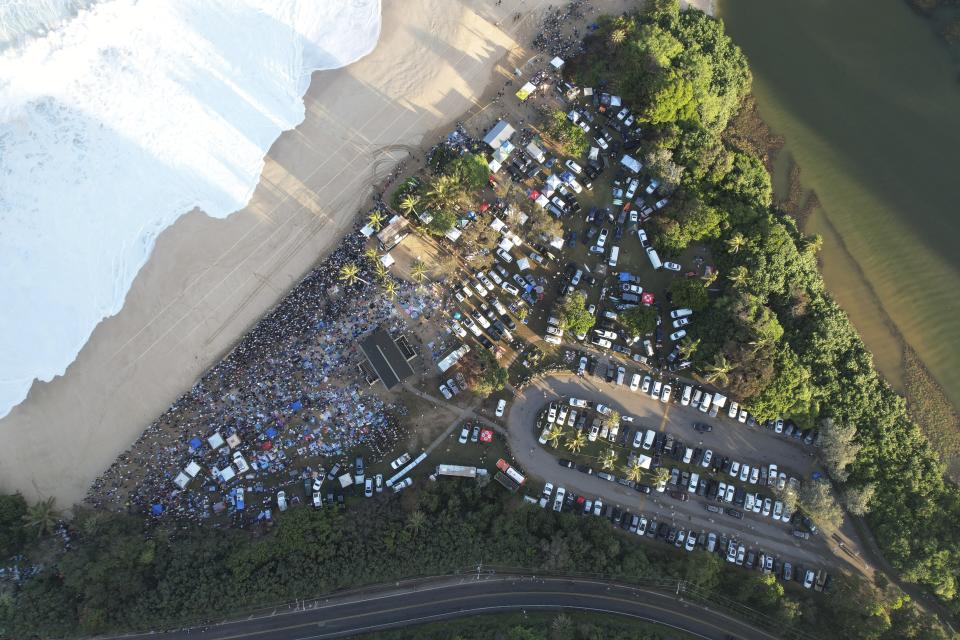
[578,0,960,613]
[0,483,943,639]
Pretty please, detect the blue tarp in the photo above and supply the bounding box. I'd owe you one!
[189,437,202,450]
[266,427,278,438]
[151,504,164,515]
[290,400,302,412]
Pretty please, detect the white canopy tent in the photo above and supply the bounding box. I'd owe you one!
[174,472,190,489]
[207,432,225,450]
[185,461,202,477]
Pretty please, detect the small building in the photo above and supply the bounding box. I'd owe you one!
[376,215,411,251]
[482,120,515,150]
[359,328,416,389]
[550,56,565,70]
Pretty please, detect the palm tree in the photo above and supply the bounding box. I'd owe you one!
[406,510,426,535]
[702,270,718,287]
[399,194,420,217]
[23,497,59,537]
[728,265,749,288]
[704,353,732,385]
[382,278,398,301]
[427,175,460,209]
[726,232,746,254]
[608,410,621,426]
[364,247,380,264]
[678,337,700,360]
[599,448,618,471]
[339,262,368,286]
[374,260,389,281]
[624,460,645,483]
[367,210,386,231]
[609,28,627,46]
[411,260,428,284]
[565,431,587,454]
[546,424,566,448]
[516,307,529,323]
[651,467,670,487]
[749,334,775,354]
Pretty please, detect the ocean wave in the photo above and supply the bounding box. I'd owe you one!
[0,0,382,418]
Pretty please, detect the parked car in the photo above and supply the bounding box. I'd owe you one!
[277,490,287,512]
[458,426,470,444]
[393,477,413,493]
[496,398,507,417]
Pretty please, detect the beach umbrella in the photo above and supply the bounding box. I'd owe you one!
[151,504,164,516]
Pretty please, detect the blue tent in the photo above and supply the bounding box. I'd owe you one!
[266,427,278,438]
[189,437,202,450]
[151,504,164,515]
[290,400,302,412]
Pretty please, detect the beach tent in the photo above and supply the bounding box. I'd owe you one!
[265,426,278,438]
[226,434,241,449]
[515,81,536,101]
[641,292,656,305]
[488,159,502,173]
[620,154,642,174]
[550,56,565,70]
[290,400,302,412]
[489,217,507,233]
[535,194,549,209]
[151,504,164,516]
[338,473,354,488]
[359,223,376,237]
[445,227,462,242]
[516,257,531,271]
[207,432,225,450]
[379,253,395,268]
[173,473,190,489]
[189,437,202,450]
[217,466,236,483]
[479,429,494,443]
[497,237,515,253]
[549,236,564,250]
[506,231,523,247]
[185,461,202,477]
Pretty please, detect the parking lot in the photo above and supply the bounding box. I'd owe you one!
[504,373,870,579]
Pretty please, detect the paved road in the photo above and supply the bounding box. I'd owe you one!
[111,575,780,640]
[504,373,865,574]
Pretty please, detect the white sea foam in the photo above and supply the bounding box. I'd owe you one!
[0,0,382,418]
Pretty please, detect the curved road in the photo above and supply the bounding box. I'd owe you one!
[110,575,778,640]
[502,373,868,575]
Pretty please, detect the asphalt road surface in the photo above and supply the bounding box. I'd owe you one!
[112,575,779,640]
[504,373,865,574]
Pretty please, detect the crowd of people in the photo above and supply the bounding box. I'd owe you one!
[533,1,592,59]
[87,230,415,525]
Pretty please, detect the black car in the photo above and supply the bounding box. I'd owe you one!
[611,506,622,523]
[337,494,345,509]
[692,422,713,433]
[478,335,494,350]
[605,366,616,383]
[725,507,743,519]
[657,522,669,538]
[558,459,575,469]
[576,464,594,475]
[635,483,652,494]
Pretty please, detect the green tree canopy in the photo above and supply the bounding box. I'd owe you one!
[620,305,658,337]
[558,292,596,336]
[669,277,709,311]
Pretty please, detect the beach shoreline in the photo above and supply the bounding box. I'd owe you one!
[0,0,550,507]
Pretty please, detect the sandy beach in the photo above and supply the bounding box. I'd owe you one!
[0,0,713,507]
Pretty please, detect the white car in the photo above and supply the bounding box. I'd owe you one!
[651,380,663,398]
[632,430,644,448]
[752,492,763,513]
[629,373,641,392]
[672,317,690,329]
[277,490,287,512]
[312,491,322,508]
[663,262,682,272]
[496,398,507,417]
[596,228,609,248]
[487,270,503,285]
[390,453,412,470]
[725,485,735,502]
[547,403,558,422]
[458,426,470,444]
[577,356,588,376]
[439,384,453,400]
[496,248,514,263]
[728,401,740,419]
[660,384,672,403]
[364,478,374,498]
[564,159,583,174]
[596,403,613,416]
[762,498,772,517]
[670,329,686,342]
[637,228,650,248]
[393,477,413,493]
[749,467,759,484]
[546,326,564,337]
[701,449,713,468]
[594,328,617,340]
[594,136,608,150]
[803,570,815,589]
[476,272,494,289]
[773,500,784,520]
[538,426,551,445]
[745,493,755,512]
[449,321,467,338]
[591,337,611,348]
[729,461,741,478]
[569,397,588,408]
[588,422,600,442]
[685,533,697,552]
[641,375,652,394]
[553,487,566,512]
[446,378,459,395]
[545,334,562,345]
[700,392,712,412]
[739,464,750,482]
[670,308,693,319]
[738,408,748,423]
[232,451,250,474]
[681,385,692,406]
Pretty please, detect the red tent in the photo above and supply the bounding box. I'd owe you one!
[641,292,655,305]
[480,429,494,443]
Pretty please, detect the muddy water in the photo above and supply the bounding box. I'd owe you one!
[719,0,960,404]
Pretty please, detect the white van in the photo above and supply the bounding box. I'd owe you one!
[642,429,656,450]
[681,385,693,406]
[608,245,620,267]
[688,472,700,493]
[646,247,662,270]
[683,447,693,464]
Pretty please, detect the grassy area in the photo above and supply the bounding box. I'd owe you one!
[350,610,691,640]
